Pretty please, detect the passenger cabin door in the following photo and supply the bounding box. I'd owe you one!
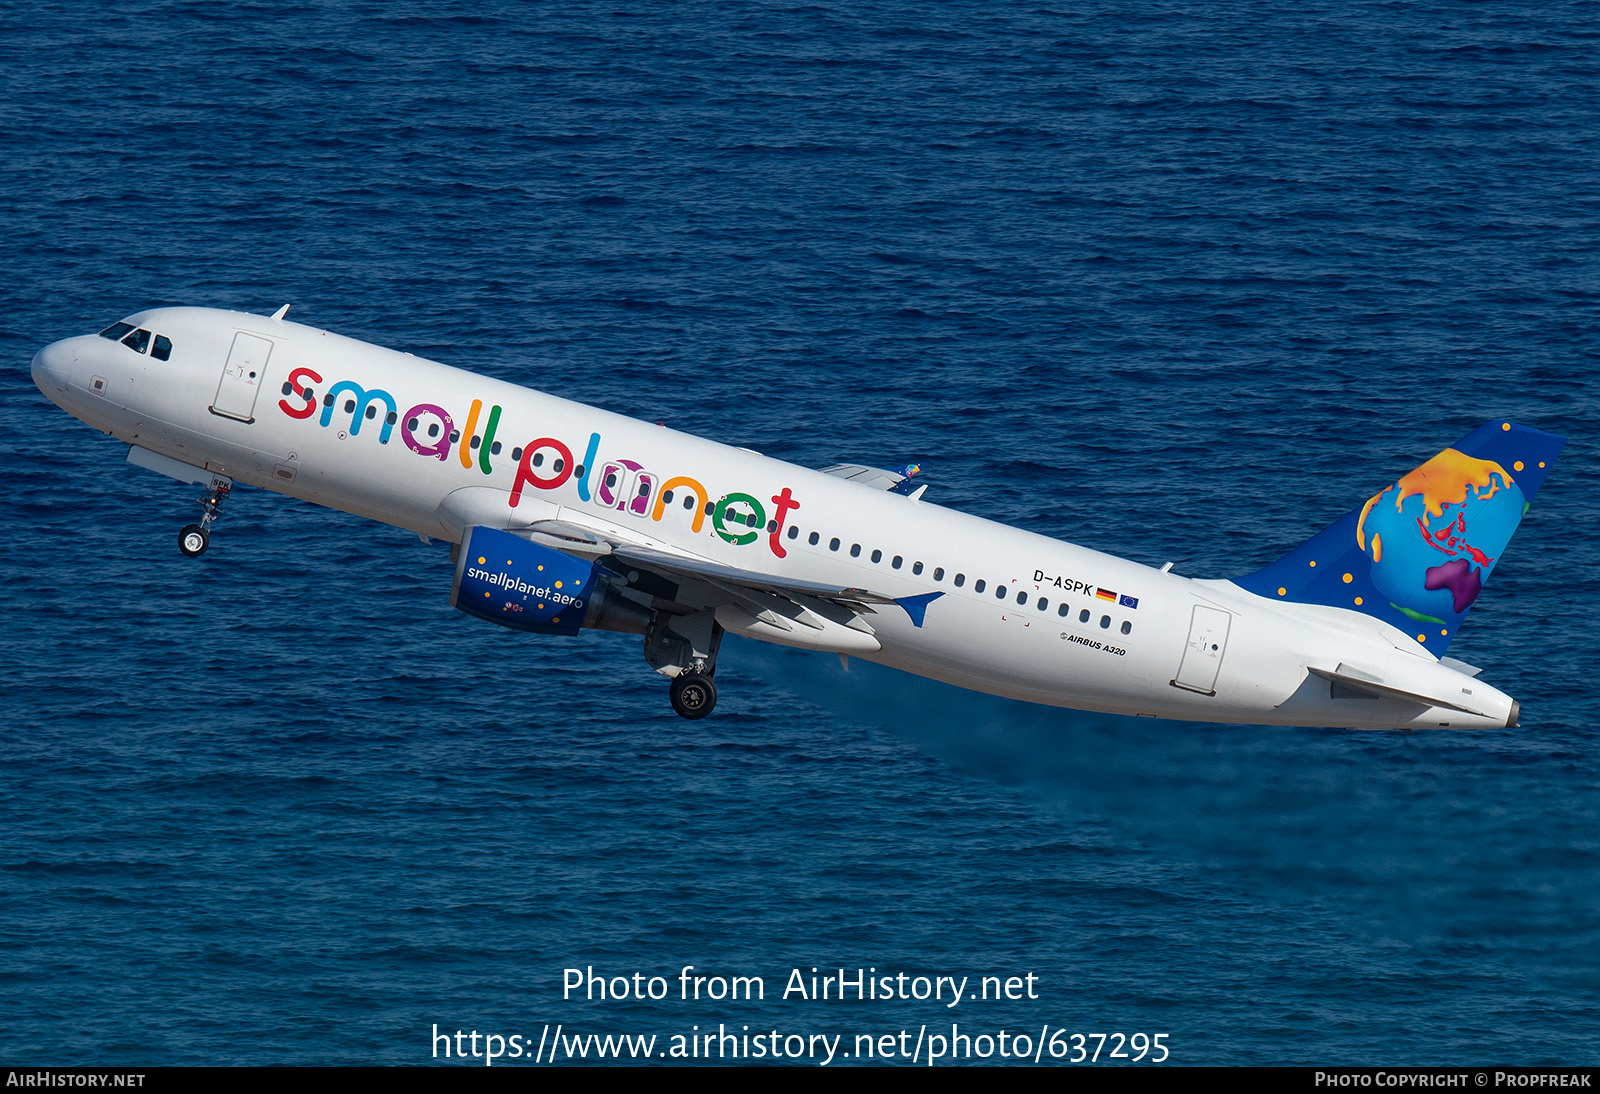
[1172,605,1231,695]
[211,332,272,423]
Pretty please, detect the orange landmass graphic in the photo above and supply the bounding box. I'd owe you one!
[1357,448,1510,551]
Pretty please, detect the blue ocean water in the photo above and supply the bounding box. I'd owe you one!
[2,0,1597,1066]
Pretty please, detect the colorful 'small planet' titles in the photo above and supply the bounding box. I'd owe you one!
[278,370,802,558]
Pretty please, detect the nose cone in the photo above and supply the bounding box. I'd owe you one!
[31,339,73,396]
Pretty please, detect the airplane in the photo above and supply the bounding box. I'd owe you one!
[30,305,1564,728]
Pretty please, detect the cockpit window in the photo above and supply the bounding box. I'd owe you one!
[101,323,175,360]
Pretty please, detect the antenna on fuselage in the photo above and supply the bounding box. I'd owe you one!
[270,304,290,322]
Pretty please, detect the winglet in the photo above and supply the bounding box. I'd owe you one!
[894,591,944,627]
[1235,421,1564,655]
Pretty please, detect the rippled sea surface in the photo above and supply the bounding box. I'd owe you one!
[2,0,1597,1066]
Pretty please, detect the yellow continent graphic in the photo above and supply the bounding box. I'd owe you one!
[1357,448,1509,551]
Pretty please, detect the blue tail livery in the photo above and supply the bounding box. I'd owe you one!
[1236,421,1565,655]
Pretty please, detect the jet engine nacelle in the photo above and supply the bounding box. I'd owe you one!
[451,525,649,637]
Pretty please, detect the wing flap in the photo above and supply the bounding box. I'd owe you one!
[611,543,896,608]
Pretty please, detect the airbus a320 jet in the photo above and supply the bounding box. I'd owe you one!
[32,306,1563,726]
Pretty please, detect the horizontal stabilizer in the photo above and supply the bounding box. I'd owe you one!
[1236,421,1564,655]
[1308,665,1488,716]
[1439,656,1483,678]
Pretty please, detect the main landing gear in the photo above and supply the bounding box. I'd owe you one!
[670,669,718,720]
[178,476,232,558]
[644,609,724,719]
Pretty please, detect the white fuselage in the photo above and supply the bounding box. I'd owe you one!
[31,307,1518,729]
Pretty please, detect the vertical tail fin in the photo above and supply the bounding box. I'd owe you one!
[1234,421,1564,655]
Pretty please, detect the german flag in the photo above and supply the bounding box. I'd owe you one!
[1095,587,1116,602]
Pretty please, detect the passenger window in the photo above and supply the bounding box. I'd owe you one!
[788,526,799,540]
[809,532,820,546]
[121,328,152,354]
[996,585,1007,599]
[830,538,840,552]
[954,573,965,587]
[1058,604,1070,617]
[151,334,173,361]
[934,567,945,581]
[850,544,861,557]
[892,556,903,569]
[1032,595,1043,609]
[871,549,882,563]
[662,489,674,504]
[912,562,923,575]
[974,579,986,593]
[1121,620,1132,635]
[1079,609,1090,623]
[1100,615,1111,629]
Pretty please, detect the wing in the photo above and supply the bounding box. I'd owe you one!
[592,532,898,653]
[435,486,920,653]
[819,462,927,498]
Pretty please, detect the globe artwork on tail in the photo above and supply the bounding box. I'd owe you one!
[1356,448,1526,627]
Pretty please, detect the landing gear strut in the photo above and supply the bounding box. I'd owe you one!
[179,476,231,558]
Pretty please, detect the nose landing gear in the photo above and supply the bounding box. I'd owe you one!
[178,476,232,558]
